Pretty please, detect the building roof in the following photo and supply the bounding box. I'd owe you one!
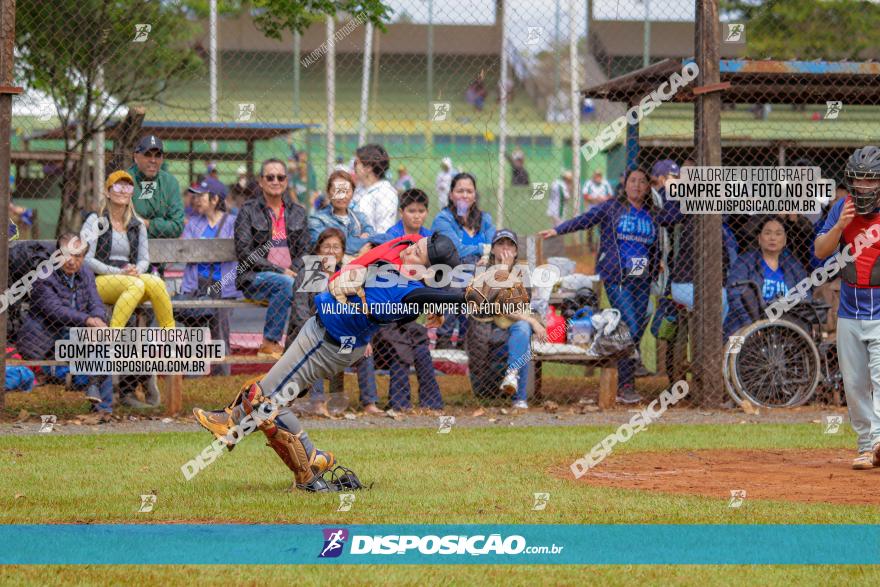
[28,120,319,142]
[582,58,880,106]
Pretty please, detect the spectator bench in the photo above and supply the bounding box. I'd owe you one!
[532,353,618,409]
[431,348,618,409]
[529,291,619,409]
[8,239,621,414]
[8,238,270,416]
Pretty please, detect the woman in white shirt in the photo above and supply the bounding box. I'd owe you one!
[352,144,398,233]
[81,170,175,329]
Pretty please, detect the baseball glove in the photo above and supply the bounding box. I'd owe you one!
[464,267,531,322]
[328,265,369,314]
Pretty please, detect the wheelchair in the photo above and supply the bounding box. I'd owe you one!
[722,280,842,408]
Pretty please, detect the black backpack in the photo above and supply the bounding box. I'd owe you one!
[9,240,53,285]
[7,240,54,342]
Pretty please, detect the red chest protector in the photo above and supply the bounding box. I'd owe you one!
[328,234,425,283]
[841,196,880,287]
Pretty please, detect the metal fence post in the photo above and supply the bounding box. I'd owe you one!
[0,0,16,410]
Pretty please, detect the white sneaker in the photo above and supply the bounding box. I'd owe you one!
[512,400,528,410]
[500,369,519,395]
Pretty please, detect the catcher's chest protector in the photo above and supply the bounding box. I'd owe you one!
[841,207,880,286]
[329,235,423,283]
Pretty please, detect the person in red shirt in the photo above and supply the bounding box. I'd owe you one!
[234,159,310,359]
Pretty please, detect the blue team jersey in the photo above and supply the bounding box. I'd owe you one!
[616,205,656,276]
[818,198,880,320]
[315,273,425,347]
[760,259,788,302]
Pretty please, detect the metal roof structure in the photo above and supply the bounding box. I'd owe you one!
[27,120,319,142]
[582,58,880,106]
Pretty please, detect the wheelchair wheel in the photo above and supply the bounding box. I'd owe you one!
[723,337,745,405]
[724,319,820,408]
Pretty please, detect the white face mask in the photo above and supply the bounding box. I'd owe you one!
[238,177,247,188]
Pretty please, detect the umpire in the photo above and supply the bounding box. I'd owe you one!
[815,146,880,469]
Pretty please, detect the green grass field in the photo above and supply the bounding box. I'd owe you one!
[1,422,875,525]
[2,418,880,584]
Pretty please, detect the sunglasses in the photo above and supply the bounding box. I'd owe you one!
[111,183,134,194]
[262,174,287,183]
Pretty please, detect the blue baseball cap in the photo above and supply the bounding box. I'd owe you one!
[188,177,228,198]
[652,159,680,178]
[134,135,164,153]
[492,228,519,248]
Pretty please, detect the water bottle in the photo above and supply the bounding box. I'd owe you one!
[568,307,594,345]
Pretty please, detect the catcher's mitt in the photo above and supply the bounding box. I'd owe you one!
[328,265,369,314]
[464,267,530,323]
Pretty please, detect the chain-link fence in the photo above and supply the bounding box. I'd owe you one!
[2,0,871,415]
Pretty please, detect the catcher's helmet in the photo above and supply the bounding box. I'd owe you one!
[845,146,880,214]
[323,465,369,491]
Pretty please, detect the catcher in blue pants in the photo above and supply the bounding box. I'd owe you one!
[194,234,528,491]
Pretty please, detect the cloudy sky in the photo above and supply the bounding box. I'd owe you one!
[384,0,697,50]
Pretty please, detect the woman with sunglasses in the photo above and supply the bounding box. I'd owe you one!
[234,158,311,359]
[80,171,175,329]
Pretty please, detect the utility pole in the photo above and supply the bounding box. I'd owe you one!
[692,0,724,405]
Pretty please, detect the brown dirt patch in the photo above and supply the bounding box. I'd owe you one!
[559,449,880,505]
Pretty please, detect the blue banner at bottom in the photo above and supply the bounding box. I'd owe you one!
[1,524,879,565]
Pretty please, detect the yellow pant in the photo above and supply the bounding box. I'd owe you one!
[95,274,176,328]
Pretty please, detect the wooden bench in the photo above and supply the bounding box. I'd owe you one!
[9,238,268,416]
[532,354,618,409]
[529,287,621,409]
[9,238,623,413]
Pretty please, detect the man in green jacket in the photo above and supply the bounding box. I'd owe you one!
[127,135,185,238]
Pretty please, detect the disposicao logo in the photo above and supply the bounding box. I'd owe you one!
[319,528,349,558]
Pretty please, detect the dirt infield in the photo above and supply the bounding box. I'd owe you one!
[561,449,880,506]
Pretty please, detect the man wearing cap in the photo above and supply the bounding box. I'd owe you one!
[128,135,185,239]
[650,159,681,301]
[650,160,680,205]
[192,233,482,492]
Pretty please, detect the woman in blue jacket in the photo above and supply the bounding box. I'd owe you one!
[539,168,660,404]
[308,170,375,259]
[431,172,496,348]
[725,216,809,335]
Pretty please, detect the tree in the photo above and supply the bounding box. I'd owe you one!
[181,0,393,38]
[16,0,204,234]
[248,0,392,40]
[16,0,393,235]
[722,0,880,60]
[395,9,414,24]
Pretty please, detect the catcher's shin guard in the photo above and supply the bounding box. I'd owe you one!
[262,422,334,492]
[192,376,267,450]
